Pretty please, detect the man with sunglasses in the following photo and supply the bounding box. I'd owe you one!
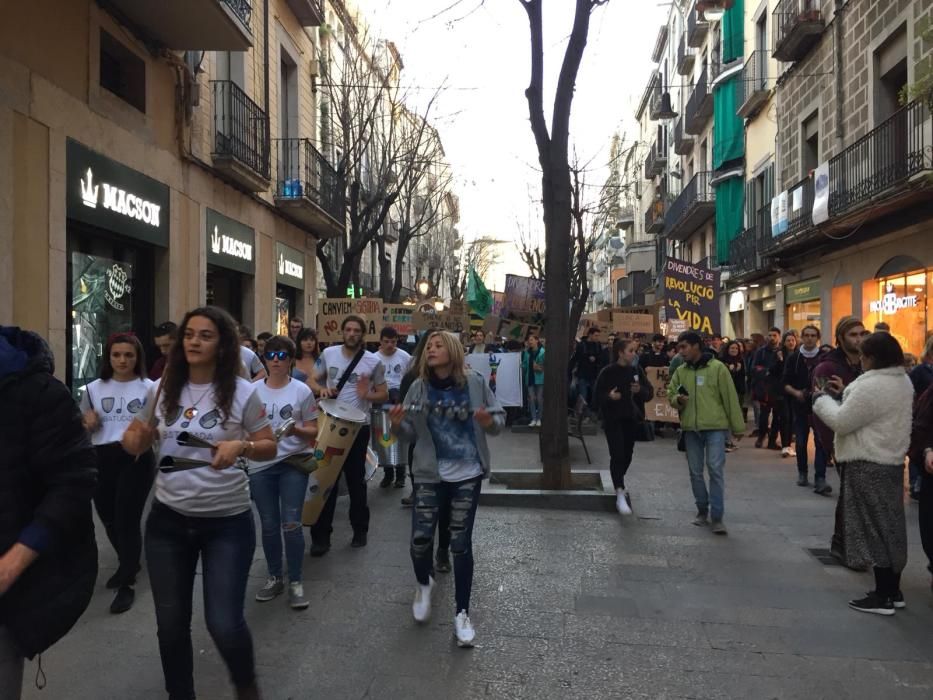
[308,316,388,554]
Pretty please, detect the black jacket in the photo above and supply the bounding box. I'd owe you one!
[750,345,782,403]
[593,363,653,424]
[909,363,933,402]
[721,357,747,396]
[0,327,98,658]
[574,340,609,380]
[641,350,670,369]
[782,348,825,412]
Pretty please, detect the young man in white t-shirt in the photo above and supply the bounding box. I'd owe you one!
[308,315,388,554]
[374,326,412,488]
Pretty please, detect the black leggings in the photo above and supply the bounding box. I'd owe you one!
[94,443,155,586]
[919,472,933,571]
[604,421,637,490]
[874,566,902,598]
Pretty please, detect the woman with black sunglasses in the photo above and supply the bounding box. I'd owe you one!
[250,336,318,609]
[123,306,276,700]
[79,332,154,614]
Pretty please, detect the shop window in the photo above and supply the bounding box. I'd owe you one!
[801,111,819,177]
[862,271,928,357]
[830,284,852,341]
[100,30,146,113]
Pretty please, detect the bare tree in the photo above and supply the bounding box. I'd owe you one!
[519,0,609,489]
[450,236,502,301]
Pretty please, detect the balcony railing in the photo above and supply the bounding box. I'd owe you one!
[212,80,270,181]
[283,0,324,26]
[673,116,694,155]
[648,85,663,121]
[729,225,759,276]
[738,50,770,117]
[644,141,667,179]
[686,2,709,48]
[645,199,666,234]
[677,37,696,76]
[773,0,825,62]
[665,171,715,240]
[223,0,253,28]
[787,175,814,237]
[829,99,931,218]
[684,66,713,135]
[275,138,344,222]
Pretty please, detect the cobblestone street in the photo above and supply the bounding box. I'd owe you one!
[22,430,933,699]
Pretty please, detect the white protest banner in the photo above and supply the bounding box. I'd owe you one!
[645,367,679,423]
[812,161,829,225]
[464,352,523,407]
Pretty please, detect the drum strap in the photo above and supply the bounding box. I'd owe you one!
[335,348,366,394]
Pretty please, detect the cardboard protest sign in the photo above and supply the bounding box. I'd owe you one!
[382,304,415,336]
[464,352,522,407]
[503,274,546,316]
[578,313,611,338]
[317,297,381,342]
[612,312,656,335]
[497,319,540,342]
[644,366,679,423]
[482,315,501,333]
[661,257,720,335]
[413,310,470,334]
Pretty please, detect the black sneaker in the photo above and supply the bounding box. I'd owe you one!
[767,442,781,451]
[848,591,895,616]
[401,494,414,507]
[351,532,367,548]
[893,591,906,609]
[796,474,809,487]
[394,471,406,488]
[309,535,331,557]
[435,550,451,573]
[106,565,139,589]
[379,469,394,488]
[110,586,135,614]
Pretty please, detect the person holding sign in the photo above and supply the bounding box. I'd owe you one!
[308,315,388,554]
[389,331,504,648]
[80,332,154,614]
[594,339,653,515]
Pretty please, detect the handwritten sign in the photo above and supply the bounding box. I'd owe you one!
[645,366,679,423]
[413,310,470,334]
[612,312,655,335]
[497,319,540,342]
[317,297,381,343]
[382,304,415,336]
[661,257,720,336]
[503,274,546,316]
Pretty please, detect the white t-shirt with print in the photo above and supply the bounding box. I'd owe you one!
[248,378,318,474]
[315,345,386,423]
[377,348,412,392]
[137,377,270,517]
[79,377,155,446]
[240,346,265,379]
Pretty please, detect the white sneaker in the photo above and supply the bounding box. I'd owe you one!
[455,610,475,647]
[781,447,792,458]
[412,577,434,623]
[289,581,309,610]
[255,576,284,602]
[787,446,797,457]
[616,488,632,515]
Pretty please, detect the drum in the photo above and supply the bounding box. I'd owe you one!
[301,399,367,527]
[370,407,406,467]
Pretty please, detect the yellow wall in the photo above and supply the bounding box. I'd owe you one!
[745,94,777,171]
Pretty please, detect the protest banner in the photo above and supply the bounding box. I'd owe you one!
[497,318,540,342]
[464,352,522,407]
[482,315,501,333]
[413,310,471,334]
[612,312,656,336]
[502,274,546,316]
[578,313,612,338]
[644,366,679,423]
[317,297,381,342]
[661,257,720,336]
[382,304,415,336]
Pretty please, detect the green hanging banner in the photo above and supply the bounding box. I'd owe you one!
[722,0,745,63]
[715,177,745,265]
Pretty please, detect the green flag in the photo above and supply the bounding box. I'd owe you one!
[466,267,492,318]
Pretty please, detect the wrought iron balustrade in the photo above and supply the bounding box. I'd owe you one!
[212,80,270,180]
[275,138,344,222]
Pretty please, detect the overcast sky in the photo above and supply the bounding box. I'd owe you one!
[356,0,668,291]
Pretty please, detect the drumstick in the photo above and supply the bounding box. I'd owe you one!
[136,372,165,463]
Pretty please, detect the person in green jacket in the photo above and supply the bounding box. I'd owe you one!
[521,335,545,427]
[667,331,746,535]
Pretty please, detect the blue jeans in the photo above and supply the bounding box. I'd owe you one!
[249,461,309,582]
[684,430,727,521]
[145,501,257,699]
[794,410,826,481]
[527,384,543,421]
[577,376,595,407]
[411,478,482,614]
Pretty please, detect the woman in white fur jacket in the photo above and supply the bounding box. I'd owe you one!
[813,331,914,616]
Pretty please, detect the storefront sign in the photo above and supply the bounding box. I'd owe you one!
[728,291,745,312]
[66,139,170,247]
[661,257,720,335]
[645,367,679,424]
[382,304,415,336]
[206,209,255,275]
[275,242,305,289]
[612,311,655,335]
[869,283,919,314]
[785,279,821,303]
[317,297,381,342]
[502,274,546,316]
[812,162,830,225]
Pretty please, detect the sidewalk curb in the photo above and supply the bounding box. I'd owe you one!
[481,469,616,512]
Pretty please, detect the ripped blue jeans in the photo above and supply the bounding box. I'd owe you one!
[411,478,482,614]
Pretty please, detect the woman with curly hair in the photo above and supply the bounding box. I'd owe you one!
[123,306,276,700]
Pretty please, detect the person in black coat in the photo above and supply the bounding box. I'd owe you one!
[573,327,610,407]
[750,327,783,449]
[0,327,98,695]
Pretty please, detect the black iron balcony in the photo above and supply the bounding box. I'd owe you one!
[644,141,667,179]
[787,175,814,237]
[212,80,270,191]
[773,0,825,62]
[284,0,324,26]
[686,2,709,48]
[102,0,252,49]
[684,66,713,135]
[729,225,759,277]
[829,98,931,218]
[648,85,663,121]
[645,200,666,234]
[673,116,695,155]
[677,37,696,76]
[274,138,345,236]
[664,171,715,241]
[737,50,770,118]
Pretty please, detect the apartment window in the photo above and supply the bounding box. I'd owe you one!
[801,111,819,176]
[215,51,245,89]
[280,48,299,140]
[874,26,908,124]
[756,13,767,53]
[99,30,145,113]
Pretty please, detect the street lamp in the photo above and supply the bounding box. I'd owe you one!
[416,278,431,297]
[433,299,445,312]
